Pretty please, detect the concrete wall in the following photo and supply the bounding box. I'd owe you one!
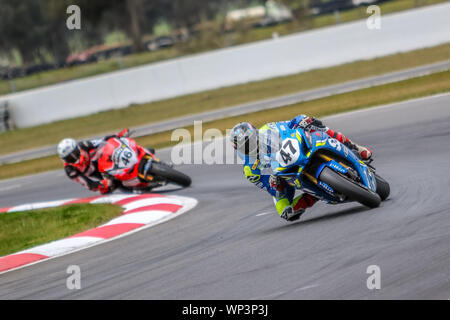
[2,2,450,128]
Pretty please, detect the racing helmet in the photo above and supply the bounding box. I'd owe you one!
[57,138,91,171]
[57,138,80,163]
[230,122,259,157]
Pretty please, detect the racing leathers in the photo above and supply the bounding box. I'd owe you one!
[288,115,372,160]
[63,129,131,194]
[242,115,372,221]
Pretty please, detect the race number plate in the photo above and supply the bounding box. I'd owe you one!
[112,144,138,169]
[276,138,300,167]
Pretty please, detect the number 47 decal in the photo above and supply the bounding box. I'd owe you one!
[277,138,300,166]
[280,140,296,163]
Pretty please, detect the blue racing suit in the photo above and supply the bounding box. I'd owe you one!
[240,116,320,219]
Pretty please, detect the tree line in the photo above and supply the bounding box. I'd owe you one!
[0,0,275,67]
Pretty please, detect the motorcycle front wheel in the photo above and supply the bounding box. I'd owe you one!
[148,162,192,187]
[319,167,381,208]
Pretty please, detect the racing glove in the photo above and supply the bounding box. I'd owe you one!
[269,175,286,192]
[290,115,325,130]
[297,116,313,129]
[98,179,113,194]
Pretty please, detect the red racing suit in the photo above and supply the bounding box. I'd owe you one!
[63,129,130,194]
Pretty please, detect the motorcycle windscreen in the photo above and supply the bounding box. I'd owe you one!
[95,139,139,173]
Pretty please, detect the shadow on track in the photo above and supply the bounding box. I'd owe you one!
[151,186,186,194]
[300,205,371,225]
[117,186,186,195]
[258,205,370,235]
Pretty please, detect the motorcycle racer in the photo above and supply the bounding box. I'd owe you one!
[56,128,135,194]
[230,115,372,222]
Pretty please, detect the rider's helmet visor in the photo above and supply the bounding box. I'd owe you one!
[63,147,81,163]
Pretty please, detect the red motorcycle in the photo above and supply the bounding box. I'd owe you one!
[94,136,191,193]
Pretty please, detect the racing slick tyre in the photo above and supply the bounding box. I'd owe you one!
[149,162,192,187]
[375,174,390,201]
[319,167,381,208]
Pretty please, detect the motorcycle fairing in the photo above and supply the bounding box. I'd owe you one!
[269,123,377,203]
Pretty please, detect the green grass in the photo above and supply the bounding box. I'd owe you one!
[1,42,450,157]
[0,0,446,96]
[1,68,449,180]
[0,204,123,257]
[137,69,450,146]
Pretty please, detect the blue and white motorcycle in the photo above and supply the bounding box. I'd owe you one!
[267,123,390,208]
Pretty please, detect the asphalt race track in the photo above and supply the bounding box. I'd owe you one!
[0,93,449,299]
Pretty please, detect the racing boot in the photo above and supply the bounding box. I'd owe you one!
[280,206,301,222]
[278,193,318,222]
[276,198,299,222]
[291,193,318,220]
[353,144,372,160]
[343,139,372,160]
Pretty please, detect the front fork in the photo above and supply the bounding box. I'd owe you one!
[303,154,357,184]
[137,154,173,183]
[301,153,359,201]
[138,154,157,182]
